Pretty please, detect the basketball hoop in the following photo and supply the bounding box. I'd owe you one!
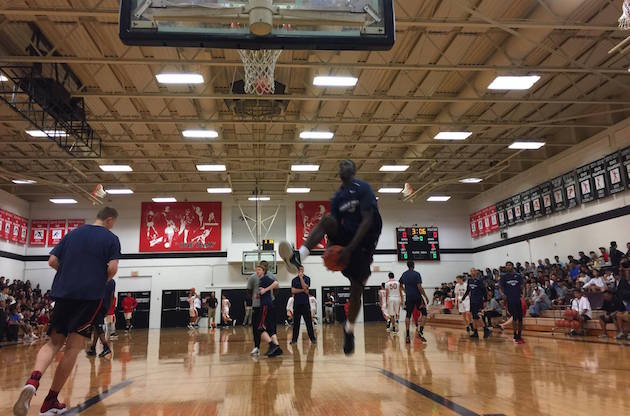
[621,0,630,30]
[238,49,282,95]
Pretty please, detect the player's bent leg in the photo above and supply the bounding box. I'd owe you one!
[279,215,339,273]
[343,281,363,355]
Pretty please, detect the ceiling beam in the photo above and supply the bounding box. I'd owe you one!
[1,55,628,75]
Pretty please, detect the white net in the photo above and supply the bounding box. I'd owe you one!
[238,49,282,95]
[621,0,630,30]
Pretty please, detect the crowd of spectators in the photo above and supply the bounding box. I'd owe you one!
[431,241,630,337]
[0,276,53,345]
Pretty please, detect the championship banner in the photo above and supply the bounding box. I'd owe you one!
[496,200,507,228]
[505,199,515,226]
[10,214,20,243]
[48,220,67,247]
[590,158,608,200]
[622,146,630,190]
[563,172,579,209]
[296,201,330,248]
[530,187,542,218]
[482,207,491,234]
[605,152,625,195]
[18,216,28,244]
[470,212,478,238]
[477,209,486,236]
[539,182,553,216]
[487,205,498,232]
[2,211,13,240]
[551,175,566,211]
[139,201,221,252]
[29,220,49,246]
[521,190,532,221]
[577,165,594,203]
[67,219,85,233]
[511,194,523,224]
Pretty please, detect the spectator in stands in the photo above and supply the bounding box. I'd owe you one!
[570,289,592,336]
[0,299,7,342]
[609,241,624,272]
[0,285,11,303]
[578,251,590,266]
[589,251,601,269]
[626,242,630,258]
[554,255,564,267]
[599,247,610,263]
[569,261,581,281]
[603,270,616,289]
[7,304,20,342]
[544,258,552,269]
[616,260,630,304]
[482,290,502,328]
[583,269,606,293]
[529,284,551,317]
[537,259,545,271]
[598,290,628,339]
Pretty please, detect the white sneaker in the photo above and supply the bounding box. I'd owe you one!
[13,384,36,416]
[250,347,260,356]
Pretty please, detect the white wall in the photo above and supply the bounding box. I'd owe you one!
[470,117,630,268]
[0,189,29,280]
[23,196,473,327]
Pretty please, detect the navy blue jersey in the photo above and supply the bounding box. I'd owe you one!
[399,270,422,300]
[291,275,311,305]
[463,277,485,304]
[259,275,275,306]
[50,224,121,301]
[500,272,523,301]
[330,179,382,244]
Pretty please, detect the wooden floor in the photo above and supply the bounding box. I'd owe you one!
[1,324,629,415]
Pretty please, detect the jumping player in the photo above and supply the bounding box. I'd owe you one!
[399,261,429,343]
[379,282,389,330]
[278,159,382,355]
[462,269,489,339]
[499,261,525,344]
[13,207,120,416]
[384,272,401,333]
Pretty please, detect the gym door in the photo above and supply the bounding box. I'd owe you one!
[322,286,351,323]
[220,289,248,325]
[362,286,385,322]
[276,287,316,324]
[117,291,151,329]
[160,290,191,328]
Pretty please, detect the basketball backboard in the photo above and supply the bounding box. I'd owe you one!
[242,250,277,275]
[119,0,394,50]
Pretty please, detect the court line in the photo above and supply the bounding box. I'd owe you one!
[380,369,504,416]
[66,379,133,415]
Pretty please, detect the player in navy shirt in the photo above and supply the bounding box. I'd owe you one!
[399,261,429,343]
[14,207,120,416]
[255,263,282,357]
[499,261,525,344]
[462,269,489,339]
[291,265,316,344]
[279,160,382,355]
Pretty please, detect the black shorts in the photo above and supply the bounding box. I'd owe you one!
[48,299,103,338]
[470,302,483,319]
[195,307,202,317]
[600,313,616,323]
[506,299,523,321]
[329,227,379,282]
[258,304,277,336]
[405,298,427,316]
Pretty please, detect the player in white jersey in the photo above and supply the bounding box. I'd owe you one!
[378,283,389,330]
[221,294,233,326]
[187,289,197,329]
[454,275,472,333]
[384,272,402,333]
[309,295,318,325]
[286,295,294,326]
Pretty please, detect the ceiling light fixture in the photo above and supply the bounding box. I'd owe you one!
[379,165,409,172]
[434,132,472,140]
[152,197,177,203]
[0,74,8,82]
[99,165,133,172]
[508,141,546,150]
[459,178,483,184]
[378,187,403,194]
[427,196,451,202]
[207,188,232,194]
[248,196,270,201]
[50,198,77,204]
[156,73,204,84]
[182,129,218,139]
[12,179,37,184]
[286,187,311,193]
[299,131,334,140]
[26,130,67,137]
[196,164,226,171]
[105,188,134,195]
[488,75,541,90]
[313,76,358,87]
[291,164,319,172]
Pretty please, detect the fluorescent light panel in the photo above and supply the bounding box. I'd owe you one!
[434,132,472,140]
[196,164,226,171]
[291,164,319,172]
[488,75,541,90]
[156,73,204,84]
[26,130,67,137]
[286,187,311,193]
[105,188,134,195]
[248,196,270,201]
[379,165,409,172]
[459,178,483,184]
[50,198,77,204]
[182,129,218,138]
[12,179,37,184]
[313,76,358,87]
[207,187,232,194]
[0,74,8,82]
[299,131,334,140]
[99,165,132,172]
[508,141,545,150]
[152,197,177,203]
[378,187,403,193]
[427,196,451,202]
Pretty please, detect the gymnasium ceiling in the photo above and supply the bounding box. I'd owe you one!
[1,0,630,203]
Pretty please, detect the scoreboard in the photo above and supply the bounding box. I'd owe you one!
[396,227,440,261]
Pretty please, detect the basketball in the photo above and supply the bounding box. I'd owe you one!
[323,245,347,271]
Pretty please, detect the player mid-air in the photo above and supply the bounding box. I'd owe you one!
[279,159,382,355]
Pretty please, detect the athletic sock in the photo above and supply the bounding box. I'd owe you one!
[44,390,59,402]
[345,321,354,333]
[298,246,310,261]
[27,371,42,389]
